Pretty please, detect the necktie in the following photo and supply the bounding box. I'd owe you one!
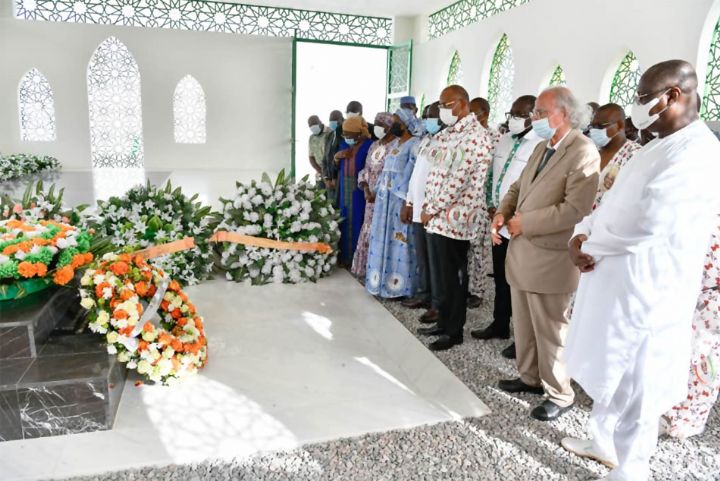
[534,147,555,180]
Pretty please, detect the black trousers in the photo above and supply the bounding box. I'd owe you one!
[413,222,432,304]
[491,236,512,335]
[428,232,470,339]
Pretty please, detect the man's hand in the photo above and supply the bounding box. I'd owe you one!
[365,189,376,204]
[400,203,413,224]
[325,179,336,190]
[491,214,505,245]
[507,213,523,239]
[569,234,595,273]
[334,150,348,164]
[420,210,434,226]
[487,207,497,220]
[603,174,616,190]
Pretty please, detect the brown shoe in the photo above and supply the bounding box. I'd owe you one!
[419,308,440,324]
[402,298,430,309]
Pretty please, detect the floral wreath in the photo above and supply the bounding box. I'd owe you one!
[0,218,94,300]
[80,252,208,384]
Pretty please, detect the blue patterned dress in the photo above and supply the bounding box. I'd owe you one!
[365,137,419,298]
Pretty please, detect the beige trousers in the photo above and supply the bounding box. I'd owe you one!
[511,288,575,407]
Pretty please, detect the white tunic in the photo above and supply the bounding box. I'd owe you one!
[565,120,720,410]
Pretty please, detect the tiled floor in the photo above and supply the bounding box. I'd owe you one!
[0,271,490,481]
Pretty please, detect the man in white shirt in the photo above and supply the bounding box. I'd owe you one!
[561,61,720,481]
[401,102,442,324]
[471,96,543,359]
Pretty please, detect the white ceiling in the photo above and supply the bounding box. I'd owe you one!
[221,0,452,17]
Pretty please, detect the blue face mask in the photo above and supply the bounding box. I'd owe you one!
[589,127,612,148]
[424,118,441,135]
[329,120,339,130]
[344,137,357,146]
[531,117,557,140]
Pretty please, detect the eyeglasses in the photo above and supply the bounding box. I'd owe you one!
[633,85,678,104]
[438,100,459,109]
[587,121,613,129]
[530,108,555,119]
[505,112,530,121]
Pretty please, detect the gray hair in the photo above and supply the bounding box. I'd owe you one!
[542,87,593,130]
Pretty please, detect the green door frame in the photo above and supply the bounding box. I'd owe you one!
[290,37,411,179]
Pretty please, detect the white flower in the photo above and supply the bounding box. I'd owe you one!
[80,297,96,309]
[107,345,118,355]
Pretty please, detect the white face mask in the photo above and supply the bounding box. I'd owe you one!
[373,125,387,139]
[508,116,528,135]
[439,107,458,127]
[346,112,361,118]
[310,124,321,135]
[630,89,669,131]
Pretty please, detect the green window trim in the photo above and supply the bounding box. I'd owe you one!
[609,51,642,114]
[15,0,393,46]
[428,0,530,40]
[549,65,566,87]
[702,16,720,120]
[487,34,514,126]
[447,50,463,86]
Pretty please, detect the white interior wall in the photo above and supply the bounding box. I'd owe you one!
[410,0,716,117]
[0,11,292,173]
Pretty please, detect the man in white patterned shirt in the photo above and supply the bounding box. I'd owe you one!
[418,85,494,351]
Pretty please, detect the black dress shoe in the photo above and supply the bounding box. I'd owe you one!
[470,326,510,340]
[429,335,463,351]
[419,308,440,324]
[531,400,573,421]
[501,343,516,359]
[417,325,445,337]
[498,378,544,395]
[467,295,482,309]
[401,298,430,309]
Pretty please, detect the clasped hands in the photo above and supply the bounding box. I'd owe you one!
[490,213,523,245]
[569,234,595,273]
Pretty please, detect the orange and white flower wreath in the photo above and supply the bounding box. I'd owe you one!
[79,252,208,385]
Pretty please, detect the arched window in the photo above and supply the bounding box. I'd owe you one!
[87,36,144,168]
[18,68,56,142]
[174,75,207,144]
[487,34,514,126]
[447,51,464,86]
[702,16,720,120]
[549,65,566,87]
[609,51,642,114]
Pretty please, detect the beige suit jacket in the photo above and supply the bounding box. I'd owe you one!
[499,129,600,294]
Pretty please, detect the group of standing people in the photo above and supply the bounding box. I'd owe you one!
[306,59,720,481]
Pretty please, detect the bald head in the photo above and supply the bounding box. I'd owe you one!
[307,115,321,126]
[470,97,491,127]
[346,101,363,116]
[637,60,699,136]
[590,103,627,148]
[427,101,440,119]
[596,103,625,125]
[440,85,471,122]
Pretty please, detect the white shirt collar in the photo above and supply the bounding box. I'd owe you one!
[547,129,571,150]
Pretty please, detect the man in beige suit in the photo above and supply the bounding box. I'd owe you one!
[491,86,600,421]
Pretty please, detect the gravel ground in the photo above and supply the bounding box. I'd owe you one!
[59,295,719,481]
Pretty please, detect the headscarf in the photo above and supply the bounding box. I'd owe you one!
[374,112,394,129]
[395,107,423,137]
[342,116,370,139]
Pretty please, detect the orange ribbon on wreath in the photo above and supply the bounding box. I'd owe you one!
[133,232,332,260]
[210,231,333,254]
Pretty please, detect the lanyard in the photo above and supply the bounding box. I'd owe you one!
[493,138,523,205]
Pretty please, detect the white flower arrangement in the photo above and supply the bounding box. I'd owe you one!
[0,153,60,182]
[95,181,217,286]
[216,170,340,285]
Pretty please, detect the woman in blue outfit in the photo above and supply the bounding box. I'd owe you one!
[365,108,420,298]
[335,116,373,267]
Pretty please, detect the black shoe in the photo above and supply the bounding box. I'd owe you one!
[429,335,463,351]
[501,343,516,359]
[531,400,573,421]
[417,325,445,337]
[470,326,510,340]
[467,295,482,309]
[402,298,430,309]
[419,308,440,324]
[498,378,544,395]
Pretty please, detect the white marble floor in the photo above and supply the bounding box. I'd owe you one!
[0,271,490,481]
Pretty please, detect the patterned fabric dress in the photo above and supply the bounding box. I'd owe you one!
[663,217,720,438]
[365,137,419,298]
[351,140,390,279]
[593,140,641,210]
[337,139,372,265]
[468,128,502,300]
